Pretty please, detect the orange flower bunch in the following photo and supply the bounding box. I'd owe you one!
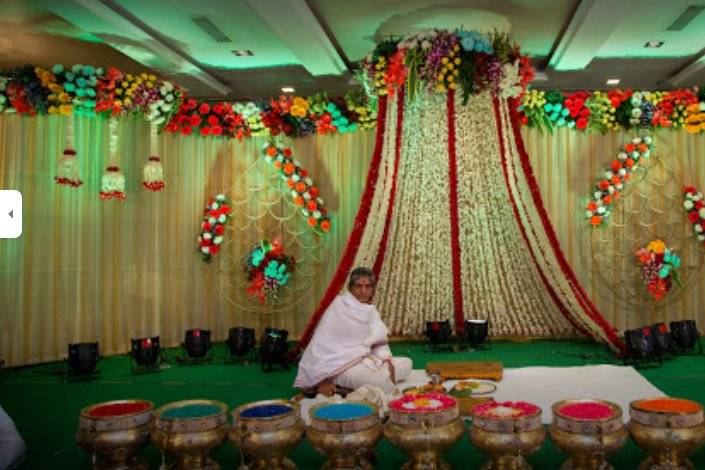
[263,142,331,233]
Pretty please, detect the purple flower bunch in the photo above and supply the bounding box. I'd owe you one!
[419,31,458,87]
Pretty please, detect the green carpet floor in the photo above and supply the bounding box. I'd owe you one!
[1,339,704,469]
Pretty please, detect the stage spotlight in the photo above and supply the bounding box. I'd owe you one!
[464,319,489,346]
[649,323,673,357]
[425,320,452,346]
[670,320,700,351]
[227,327,256,357]
[625,327,657,362]
[259,328,289,372]
[68,342,99,375]
[183,329,212,358]
[131,336,161,367]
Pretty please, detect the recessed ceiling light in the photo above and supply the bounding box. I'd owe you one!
[232,50,254,56]
[606,78,620,85]
[644,40,664,48]
[281,86,295,93]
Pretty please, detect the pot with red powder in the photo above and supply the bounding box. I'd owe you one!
[550,399,627,469]
[75,399,154,469]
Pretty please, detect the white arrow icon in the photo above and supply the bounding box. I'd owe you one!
[0,190,22,238]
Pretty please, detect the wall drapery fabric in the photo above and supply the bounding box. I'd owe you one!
[3,107,705,366]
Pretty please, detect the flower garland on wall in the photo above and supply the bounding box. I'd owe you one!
[244,239,295,303]
[519,88,705,133]
[586,136,653,227]
[360,29,534,103]
[683,186,705,244]
[0,64,377,140]
[635,239,681,301]
[262,141,331,233]
[198,194,232,262]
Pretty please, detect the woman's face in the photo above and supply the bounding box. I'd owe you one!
[350,276,375,304]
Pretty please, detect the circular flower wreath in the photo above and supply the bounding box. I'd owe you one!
[586,135,653,227]
[244,239,295,303]
[635,239,681,301]
[198,194,231,262]
[262,142,331,233]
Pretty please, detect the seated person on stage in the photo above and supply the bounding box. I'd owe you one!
[294,267,412,395]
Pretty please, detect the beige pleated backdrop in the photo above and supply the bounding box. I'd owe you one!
[0,114,374,366]
[2,112,705,367]
[523,128,705,335]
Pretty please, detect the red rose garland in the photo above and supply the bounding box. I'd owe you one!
[262,142,331,233]
[198,194,231,262]
[683,186,705,244]
[585,135,653,227]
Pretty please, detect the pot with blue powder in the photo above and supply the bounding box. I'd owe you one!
[229,399,304,469]
[307,401,381,470]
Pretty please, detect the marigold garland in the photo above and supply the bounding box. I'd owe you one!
[262,142,331,233]
[586,135,653,227]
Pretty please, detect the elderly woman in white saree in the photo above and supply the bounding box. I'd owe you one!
[294,268,412,394]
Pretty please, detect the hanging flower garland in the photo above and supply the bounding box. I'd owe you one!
[683,186,705,244]
[635,240,681,301]
[262,141,331,233]
[198,194,231,262]
[244,238,295,304]
[585,135,653,227]
[142,121,165,191]
[55,115,82,187]
[100,117,126,200]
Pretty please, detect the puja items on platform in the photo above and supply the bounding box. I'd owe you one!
[470,401,545,470]
[229,400,304,470]
[151,399,228,470]
[550,399,627,470]
[75,399,154,470]
[628,397,705,469]
[384,393,464,470]
[307,401,382,470]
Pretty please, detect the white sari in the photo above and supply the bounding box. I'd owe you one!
[294,291,391,388]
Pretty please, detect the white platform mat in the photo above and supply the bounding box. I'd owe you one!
[299,365,664,424]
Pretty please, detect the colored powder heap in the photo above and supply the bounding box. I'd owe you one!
[161,404,222,419]
[313,403,374,420]
[88,401,151,417]
[240,404,292,418]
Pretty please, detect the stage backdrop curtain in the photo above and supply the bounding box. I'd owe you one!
[523,128,705,334]
[2,112,705,367]
[0,114,374,367]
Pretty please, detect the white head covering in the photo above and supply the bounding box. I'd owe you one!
[294,291,389,388]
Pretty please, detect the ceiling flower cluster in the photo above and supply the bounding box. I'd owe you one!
[360,29,534,103]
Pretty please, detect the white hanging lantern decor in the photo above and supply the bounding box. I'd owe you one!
[100,117,126,200]
[143,122,165,191]
[55,116,82,187]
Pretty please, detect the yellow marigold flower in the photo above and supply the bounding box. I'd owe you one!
[453,57,461,65]
[453,69,459,76]
[453,44,460,52]
[447,63,455,70]
[49,83,62,93]
[139,73,147,79]
[48,106,58,114]
[647,239,666,254]
[441,57,449,65]
[436,84,446,93]
[148,74,156,81]
[59,93,71,103]
[146,81,154,88]
[449,82,457,90]
[123,97,132,105]
[447,74,455,82]
[121,81,128,88]
[59,104,72,116]
[687,124,700,133]
[115,88,123,96]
